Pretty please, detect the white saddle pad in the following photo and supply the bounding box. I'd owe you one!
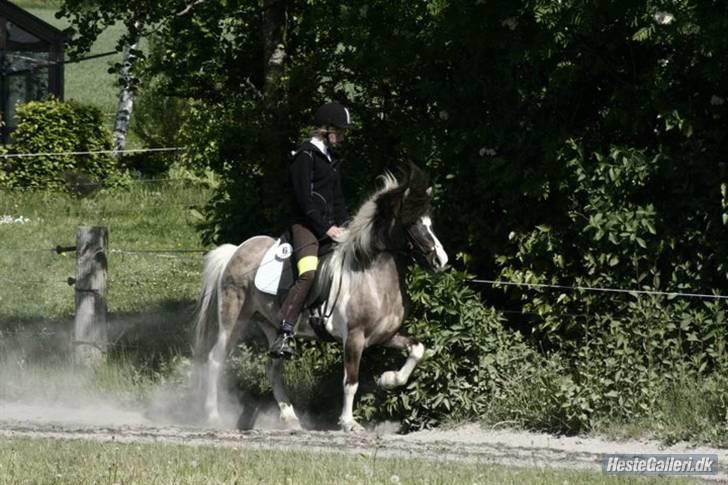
[254,238,294,295]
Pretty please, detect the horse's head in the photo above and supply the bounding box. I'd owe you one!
[375,163,449,272]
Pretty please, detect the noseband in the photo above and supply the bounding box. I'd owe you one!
[406,224,437,263]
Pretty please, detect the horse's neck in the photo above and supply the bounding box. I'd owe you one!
[330,248,409,293]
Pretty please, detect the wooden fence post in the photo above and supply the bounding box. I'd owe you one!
[73,225,108,366]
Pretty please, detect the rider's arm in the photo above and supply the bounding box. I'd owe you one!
[289,152,330,239]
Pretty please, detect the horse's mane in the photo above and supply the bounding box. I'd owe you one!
[315,164,430,313]
[323,164,430,272]
[336,171,400,266]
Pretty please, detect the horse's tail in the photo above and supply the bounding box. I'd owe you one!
[192,243,239,362]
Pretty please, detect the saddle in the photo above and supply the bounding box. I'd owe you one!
[253,232,336,341]
[253,231,296,296]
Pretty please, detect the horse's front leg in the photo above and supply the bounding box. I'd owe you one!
[339,330,365,432]
[377,334,425,389]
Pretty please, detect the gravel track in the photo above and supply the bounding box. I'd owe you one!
[1,402,726,482]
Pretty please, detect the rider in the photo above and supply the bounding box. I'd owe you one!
[269,101,351,358]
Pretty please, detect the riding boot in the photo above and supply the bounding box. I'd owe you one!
[269,320,297,358]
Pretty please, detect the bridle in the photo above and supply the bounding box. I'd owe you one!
[405,223,438,267]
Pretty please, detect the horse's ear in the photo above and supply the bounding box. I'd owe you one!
[407,163,429,191]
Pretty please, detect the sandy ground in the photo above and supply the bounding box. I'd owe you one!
[0,401,725,482]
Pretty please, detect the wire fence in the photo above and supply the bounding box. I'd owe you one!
[469,278,728,301]
[2,234,728,355]
[0,147,184,159]
[3,239,728,301]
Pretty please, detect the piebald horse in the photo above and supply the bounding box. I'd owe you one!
[193,164,448,431]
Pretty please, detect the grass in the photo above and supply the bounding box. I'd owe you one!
[590,372,728,448]
[0,181,212,371]
[11,0,61,8]
[0,181,210,313]
[0,438,697,485]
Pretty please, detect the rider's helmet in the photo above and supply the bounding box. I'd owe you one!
[314,102,351,129]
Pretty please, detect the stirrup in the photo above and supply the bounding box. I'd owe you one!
[269,331,297,359]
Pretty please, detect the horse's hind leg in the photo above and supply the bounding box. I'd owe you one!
[204,290,249,425]
[204,327,228,424]
[377,334,425,389]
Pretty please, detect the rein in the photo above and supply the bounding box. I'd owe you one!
[299,238,344,322]
[323,251,345,320]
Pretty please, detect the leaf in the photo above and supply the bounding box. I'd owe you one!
[189,208,206,221]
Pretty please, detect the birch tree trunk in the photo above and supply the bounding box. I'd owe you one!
[262,0,288,97]
[113,30,141,156]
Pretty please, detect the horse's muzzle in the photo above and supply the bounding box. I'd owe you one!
[428,250,449,272]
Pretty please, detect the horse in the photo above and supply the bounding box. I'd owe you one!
[192,164,448,431]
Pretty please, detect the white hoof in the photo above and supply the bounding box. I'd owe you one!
[281,414,302,430]
[206,411,223,427]
[279,403,302,430]
[377,371,402,389]
[339,419,365,433]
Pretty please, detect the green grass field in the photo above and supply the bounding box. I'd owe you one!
[0,181,212,376]
[0,438,695,485]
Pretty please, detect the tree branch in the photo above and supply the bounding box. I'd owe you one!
[177,0,208,16]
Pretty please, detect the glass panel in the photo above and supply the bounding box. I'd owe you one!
[6,20,42,46]
[5,51,50,130]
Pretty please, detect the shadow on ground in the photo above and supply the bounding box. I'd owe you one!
[0,299,195,369]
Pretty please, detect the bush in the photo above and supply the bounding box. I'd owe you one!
[353,268,542,430]
[490,140,728,433]
[2,99,120,191]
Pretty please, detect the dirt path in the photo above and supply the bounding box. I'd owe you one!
[0,402,725,482]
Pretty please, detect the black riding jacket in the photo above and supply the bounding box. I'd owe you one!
[289,140,349,239]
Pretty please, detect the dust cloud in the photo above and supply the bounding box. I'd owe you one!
[0,322,246,430]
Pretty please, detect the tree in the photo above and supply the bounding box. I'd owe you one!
[60,0,728,315]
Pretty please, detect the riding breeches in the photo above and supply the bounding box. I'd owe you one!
[280,224,319,324]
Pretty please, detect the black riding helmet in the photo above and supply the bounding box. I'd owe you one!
[314,102,351,129]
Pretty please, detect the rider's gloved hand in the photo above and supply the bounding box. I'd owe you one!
[326,225,345,241]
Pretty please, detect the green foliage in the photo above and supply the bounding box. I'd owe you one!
[174,97,294,244]
[127,36,191,175]
[2,99,119,191]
